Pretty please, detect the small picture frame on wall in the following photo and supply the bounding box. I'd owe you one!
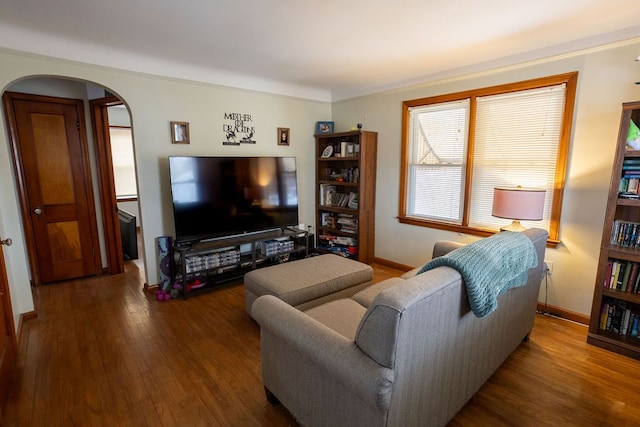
[171,121,190,144]
[278,127,290,146]
[315,121,334,135]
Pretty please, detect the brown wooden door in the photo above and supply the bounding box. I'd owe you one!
[0,238,18,423]
[3,92,101,284]
[90,97,125,275]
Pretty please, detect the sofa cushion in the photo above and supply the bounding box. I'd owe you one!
[351,277,405,308]
[304,299,367,340]
[244,254,373,309]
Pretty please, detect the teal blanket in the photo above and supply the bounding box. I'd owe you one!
[417,231,538,317]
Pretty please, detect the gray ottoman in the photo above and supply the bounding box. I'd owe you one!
[244,254,373,316]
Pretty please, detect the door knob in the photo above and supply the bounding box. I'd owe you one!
[0,238,12,246]
[33,207,42,216]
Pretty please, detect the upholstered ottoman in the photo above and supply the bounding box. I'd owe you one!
[244,254,373,316]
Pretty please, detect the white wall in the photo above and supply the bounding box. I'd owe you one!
[333,40,640,317]
[0,48,329,327]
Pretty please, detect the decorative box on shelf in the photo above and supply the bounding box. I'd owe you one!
[260,239,294,257]
[185,248,240,273]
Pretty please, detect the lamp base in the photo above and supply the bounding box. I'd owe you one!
[500,220,527,232]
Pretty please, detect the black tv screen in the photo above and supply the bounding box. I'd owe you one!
[169,156,299,243]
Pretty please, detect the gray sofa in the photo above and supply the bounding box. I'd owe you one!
[251,228,548,427]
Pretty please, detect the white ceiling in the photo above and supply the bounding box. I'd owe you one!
[1,0,640,101]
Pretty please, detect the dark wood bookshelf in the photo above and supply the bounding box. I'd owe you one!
[315,130,377,263]
[588,101,640,359]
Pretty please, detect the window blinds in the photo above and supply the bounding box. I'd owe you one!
[109,127,138,198]
[407,99,470,223]
[468,84,566,230]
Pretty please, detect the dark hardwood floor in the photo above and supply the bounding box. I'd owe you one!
[4,260,640,426]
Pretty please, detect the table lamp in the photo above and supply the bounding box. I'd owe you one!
[492,186,545,232]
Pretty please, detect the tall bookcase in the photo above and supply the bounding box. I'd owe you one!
[588,101,640,360]
[315,130,377,264]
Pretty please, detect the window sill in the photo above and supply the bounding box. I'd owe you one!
[116,196,138,203]
[398,216,560,249]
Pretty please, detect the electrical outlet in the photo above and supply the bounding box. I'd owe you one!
[544,260,553,274]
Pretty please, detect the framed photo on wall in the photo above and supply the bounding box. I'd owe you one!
[278,127,290,146]
[171,121,190,144]
[315,121,334,135]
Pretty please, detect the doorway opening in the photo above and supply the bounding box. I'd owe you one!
[2,76,145,285]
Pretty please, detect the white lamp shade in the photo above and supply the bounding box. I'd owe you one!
[492,187,545,221]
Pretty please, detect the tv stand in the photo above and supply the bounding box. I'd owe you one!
[173,228,310,299]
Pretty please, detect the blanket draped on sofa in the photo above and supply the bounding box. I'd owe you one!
[417,231,538,317]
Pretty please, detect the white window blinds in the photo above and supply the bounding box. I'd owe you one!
[468,84,566,230]
[109,127,138,198]
[407,99,470,223]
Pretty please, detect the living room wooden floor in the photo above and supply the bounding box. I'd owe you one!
[5,261,640,426]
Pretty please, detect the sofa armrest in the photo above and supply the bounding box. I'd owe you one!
[401,240,467,279]
[252,295,394,410]
[432,240,466,258]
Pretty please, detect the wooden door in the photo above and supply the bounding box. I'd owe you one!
[0,238,17,423]
[2,92,101,284]
[90,97,124,275]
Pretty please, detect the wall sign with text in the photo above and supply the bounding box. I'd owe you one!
[223,112,256,145]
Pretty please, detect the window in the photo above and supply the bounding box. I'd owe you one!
[399,73,577,244]
[109,126,137,198]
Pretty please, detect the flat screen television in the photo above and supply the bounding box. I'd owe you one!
[169,156,299,244]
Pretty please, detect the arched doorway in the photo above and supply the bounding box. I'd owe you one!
[2,76,144,284]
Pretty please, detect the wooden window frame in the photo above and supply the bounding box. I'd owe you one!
[398,72,578,247]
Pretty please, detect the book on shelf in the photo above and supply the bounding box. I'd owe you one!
[598,274,640,338]
[334,236,356,246]
[614,262,627,290]
[620,262,632,291]
[609,301,626,335]
[628,263,639,293]
[622,308,633,335]
[603,258,640,293]
[622,159,640,170]
[336,213,358,234]
[631,315,640,337]
[319,184,336,206]
[635,268,640,293]
[319,184,359,208]
[347,192,358,209]
[610,220,640,247]
[619,176,640,195]
[321,212,340,229]
[610,261,621,288]
[345,143,356,157]
[604,261,613,287]
[606,303,614,330]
